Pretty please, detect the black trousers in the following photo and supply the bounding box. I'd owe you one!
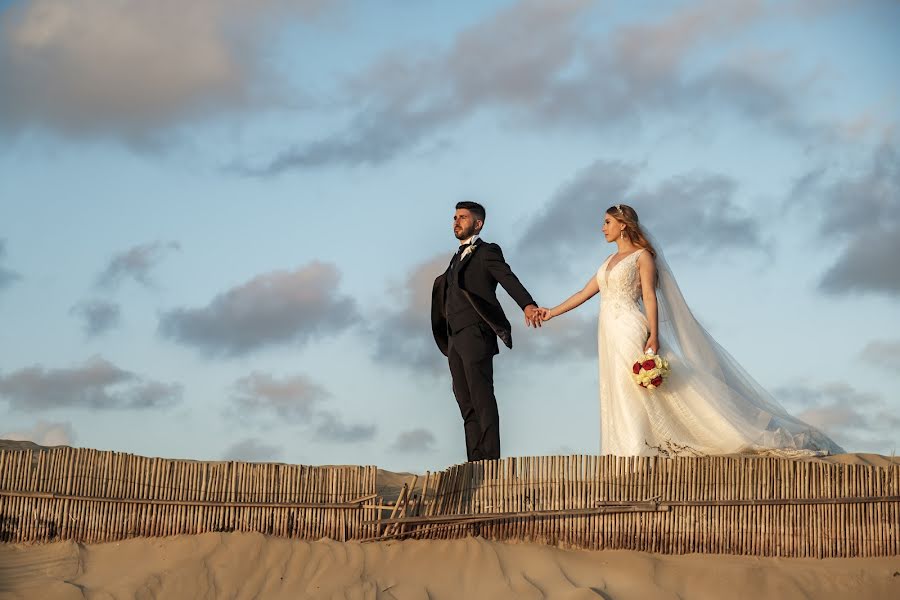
[447,322,500,461]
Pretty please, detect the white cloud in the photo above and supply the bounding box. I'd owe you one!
[776,381,900,453]
[244,0,591,173]
[159,261,359,357]
[96,241,180,289]
[796,141,900,296]
[0,0,333,141]
[819,224,900,294]
[515,160,764,276]
[0,356,182,412]
[223,438,283,462]
[314,412,376,443]
[70,299,121,336]
[1,420,75,446]
[231,372,328,422]
[860,339,900,373]
[371,253,450,375]
[249,0,839,173]
[227,371,375,445]
[391,428,436,452]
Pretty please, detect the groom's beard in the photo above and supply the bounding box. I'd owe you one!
[455,225,476,240]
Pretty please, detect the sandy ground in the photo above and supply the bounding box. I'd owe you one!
[1,532,898,600]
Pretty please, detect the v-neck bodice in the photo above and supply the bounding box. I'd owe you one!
[597,249,644,310]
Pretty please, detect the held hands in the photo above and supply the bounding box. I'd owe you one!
[524,305,542,328]
[524,305,554,328]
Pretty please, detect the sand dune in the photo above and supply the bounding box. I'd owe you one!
[819,452,898,468]
[1,532,897,600]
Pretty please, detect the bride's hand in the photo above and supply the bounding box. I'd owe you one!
[538,308,553,322]
[644,335,659,355]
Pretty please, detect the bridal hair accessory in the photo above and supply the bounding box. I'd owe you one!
[631,350,670,390]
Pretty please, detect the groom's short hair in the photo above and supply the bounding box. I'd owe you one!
[456,201,486,223]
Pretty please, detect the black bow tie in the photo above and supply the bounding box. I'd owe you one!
[456,243,474,254]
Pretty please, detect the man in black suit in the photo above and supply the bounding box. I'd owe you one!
[431,201,541,462]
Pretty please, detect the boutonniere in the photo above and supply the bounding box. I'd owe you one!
[461,243,477,260]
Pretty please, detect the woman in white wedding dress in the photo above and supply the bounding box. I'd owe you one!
[537,204,843,457]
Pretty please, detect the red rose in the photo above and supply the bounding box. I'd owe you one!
[651,376,663,387]
[632,362,641,374]
[642,359,656,371]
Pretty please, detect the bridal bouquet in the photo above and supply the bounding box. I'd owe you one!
[632,351,670,390]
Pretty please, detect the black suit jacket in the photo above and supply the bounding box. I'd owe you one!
[431,239,536,357]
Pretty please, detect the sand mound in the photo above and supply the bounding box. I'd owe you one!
[1,532,897,599]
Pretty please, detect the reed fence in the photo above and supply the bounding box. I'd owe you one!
[2,449,898,558]
[380,455,900,558]
[0,447,377,544]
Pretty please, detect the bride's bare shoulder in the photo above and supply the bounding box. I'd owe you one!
[636,249,656,268]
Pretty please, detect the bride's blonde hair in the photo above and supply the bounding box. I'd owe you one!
[607,204,657,257]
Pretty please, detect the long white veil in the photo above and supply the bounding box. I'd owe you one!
[645,230,844,455]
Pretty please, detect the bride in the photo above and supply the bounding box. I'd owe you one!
[536,204,843,456]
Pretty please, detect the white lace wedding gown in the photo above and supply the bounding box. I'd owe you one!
[597,249,843,457]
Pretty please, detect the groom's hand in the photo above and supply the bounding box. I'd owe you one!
[524,304,542,328]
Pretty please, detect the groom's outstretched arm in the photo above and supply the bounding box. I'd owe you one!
[482,243,536,310]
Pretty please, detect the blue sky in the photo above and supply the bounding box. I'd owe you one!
[1,0,898,471]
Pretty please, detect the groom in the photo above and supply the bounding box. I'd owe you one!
[431,201,541,462]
